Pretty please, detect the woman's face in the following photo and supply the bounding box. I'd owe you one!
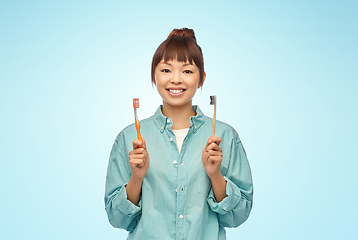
[154,58,204,109]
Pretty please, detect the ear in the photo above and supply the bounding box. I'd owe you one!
[197,71,206,88]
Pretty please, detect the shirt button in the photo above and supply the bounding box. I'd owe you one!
[170,137,173,141]
[173,160,177,165]
[175,189,177,192]
[181,186,184,191]
[195,126,197,129]
[167,119,170,123]
[181,161,184,165]
[161,126,163,130]
[179,214,184,219]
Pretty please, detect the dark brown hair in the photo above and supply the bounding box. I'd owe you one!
[151,28,205,86]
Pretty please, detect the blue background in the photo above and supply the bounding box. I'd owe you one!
[1,0,357,239]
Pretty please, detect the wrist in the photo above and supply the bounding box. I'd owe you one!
[209,172,227,203]
[208,171,223,182]
[126,176,143,206]
[129,175,144,187]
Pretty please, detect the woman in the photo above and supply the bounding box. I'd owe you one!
[104,28,253,239]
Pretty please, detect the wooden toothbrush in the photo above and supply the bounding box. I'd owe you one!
[210,95,216,137]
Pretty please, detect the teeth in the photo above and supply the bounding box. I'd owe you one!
[169,89,184,94]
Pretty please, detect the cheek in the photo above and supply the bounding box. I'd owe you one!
[154,74,162,86]
[192,77,201,89]
[154,69,162,84]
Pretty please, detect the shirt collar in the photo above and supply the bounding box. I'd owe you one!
[153,105,205,133]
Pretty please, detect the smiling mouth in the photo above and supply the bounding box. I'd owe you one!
[167,89,186,94]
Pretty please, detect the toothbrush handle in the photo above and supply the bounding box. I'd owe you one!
[212,96,216,137]
[212,114,216,137]
[135,117,143,141]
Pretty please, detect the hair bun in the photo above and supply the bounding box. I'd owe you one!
[167,28,197,42]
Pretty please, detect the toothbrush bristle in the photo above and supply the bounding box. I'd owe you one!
[133,98,139,108]
[210,95,214,105]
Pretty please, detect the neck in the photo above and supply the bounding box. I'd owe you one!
[162,101,196,130]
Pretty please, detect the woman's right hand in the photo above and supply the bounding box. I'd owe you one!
[128,139,150,182]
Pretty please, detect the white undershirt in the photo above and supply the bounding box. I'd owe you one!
[172,128,189,154]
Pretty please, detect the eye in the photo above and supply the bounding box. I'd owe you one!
[183,70,193,74]
[161,69,170,73]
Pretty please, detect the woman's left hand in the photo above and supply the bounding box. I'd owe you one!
[202,136,223,177]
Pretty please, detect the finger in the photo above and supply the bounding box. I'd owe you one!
[130,158,145,166]
[207,142,222,152]
[130,148,145,155]
[207,155,222,163]
[211,137,221,146]
[132,139,144,149]
[139,157,146,167]
[142,138,147,150]
[203,136,213,152]
[130,153,145,160]
[208,149,223,157]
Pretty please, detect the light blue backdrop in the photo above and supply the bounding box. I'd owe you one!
[1,0,357,239]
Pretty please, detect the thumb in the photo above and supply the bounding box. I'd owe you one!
[203,136,212,151]
[142,138,147,149]
[132,139,143,149]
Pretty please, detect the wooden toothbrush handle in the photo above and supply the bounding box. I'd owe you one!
[212,96,216,137]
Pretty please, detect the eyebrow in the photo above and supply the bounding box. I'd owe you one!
[160,62,172,66]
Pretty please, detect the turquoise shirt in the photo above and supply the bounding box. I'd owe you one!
[104,105,253,239]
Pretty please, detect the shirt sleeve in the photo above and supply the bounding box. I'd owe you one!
[207,135,253,228]
[104,133,142,231]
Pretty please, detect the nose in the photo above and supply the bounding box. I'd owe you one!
[171,72,182,84]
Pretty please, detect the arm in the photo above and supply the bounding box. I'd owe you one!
[126,139,150,205]
[208,172,227,203]
[104,134,143,231]
[205,135,253,228]
[202,136,227,203]
[125,176,143,206]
